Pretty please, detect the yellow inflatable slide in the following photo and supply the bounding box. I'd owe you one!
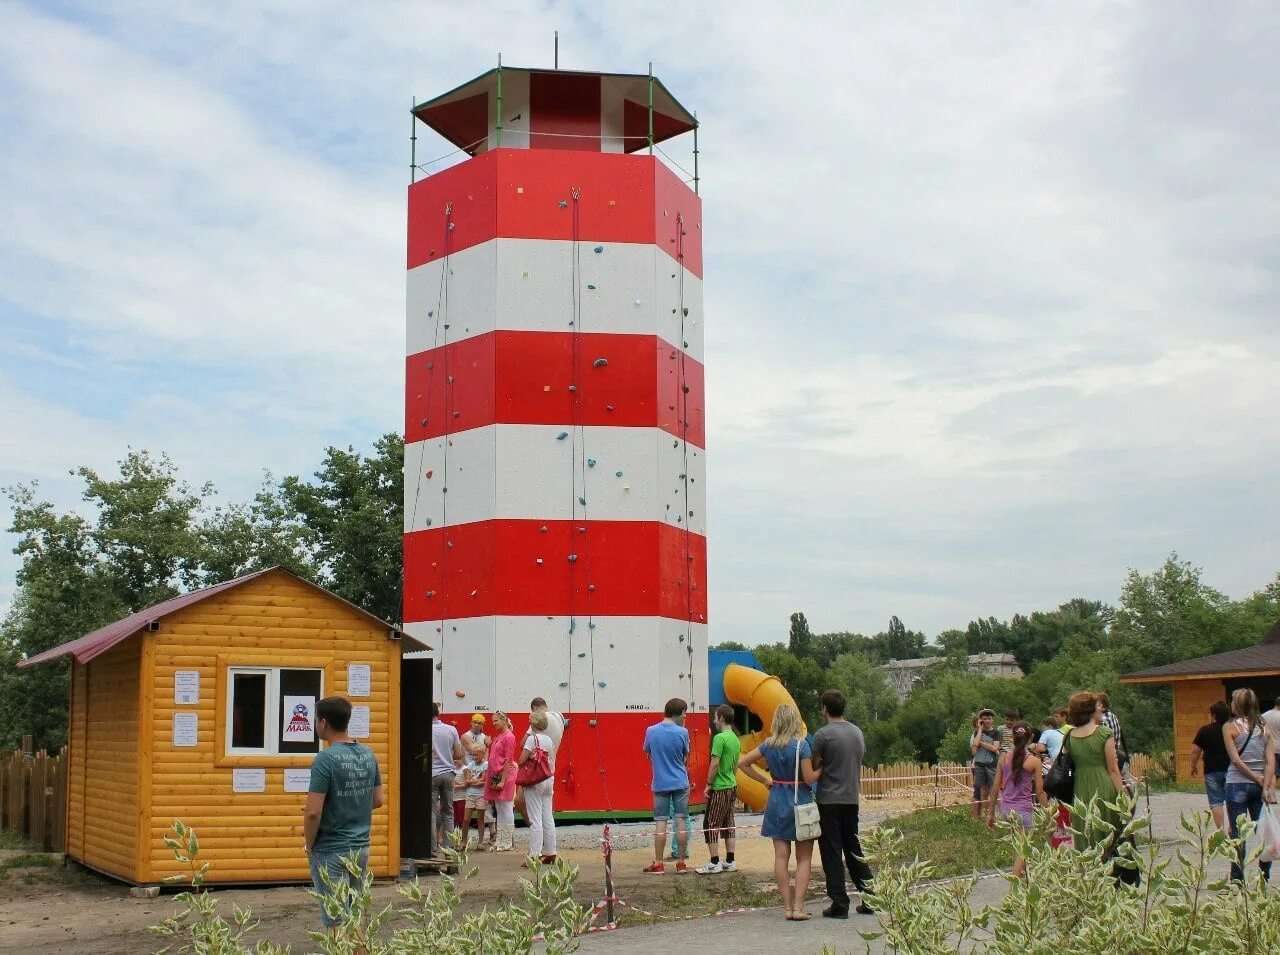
[722,663,808,812]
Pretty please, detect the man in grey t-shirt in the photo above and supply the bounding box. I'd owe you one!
[810,689,874,917]
[429,702,463,857]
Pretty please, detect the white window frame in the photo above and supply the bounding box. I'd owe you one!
[225,666,324,756]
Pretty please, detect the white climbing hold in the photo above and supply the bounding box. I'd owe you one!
[568,554,578,562]
[593,358,608,368]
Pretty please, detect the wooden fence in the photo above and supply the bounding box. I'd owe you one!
[0,748,67,852]
[860,752,1166,802]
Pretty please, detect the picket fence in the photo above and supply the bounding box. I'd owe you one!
[0,748,67,852]
[860,752,1163,801]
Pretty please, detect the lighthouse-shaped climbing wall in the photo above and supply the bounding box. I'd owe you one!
[403,67,709,815]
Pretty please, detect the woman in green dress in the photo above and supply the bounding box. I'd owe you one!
[1063,691,1127,849]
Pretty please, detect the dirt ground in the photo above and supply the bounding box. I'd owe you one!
[0,793,959,954]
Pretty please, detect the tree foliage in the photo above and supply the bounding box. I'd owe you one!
[0,437,405,749]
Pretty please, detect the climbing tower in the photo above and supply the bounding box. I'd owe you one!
[403,66,708,815]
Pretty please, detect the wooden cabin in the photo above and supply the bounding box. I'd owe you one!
[1122,619,1280,782]
[18,567,433,885]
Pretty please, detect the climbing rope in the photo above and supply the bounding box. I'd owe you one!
[675,212,698,712]
[436,202,455,688]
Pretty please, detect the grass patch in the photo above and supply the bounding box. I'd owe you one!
[1146,778,1200,795]
[875,806,1014,878]
[0,828,36,850]
[0,852,58,872]
[614,872,776,924]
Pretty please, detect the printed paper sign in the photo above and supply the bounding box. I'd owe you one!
[232,768,266,793]
[282,695,316,743]
[347,663,371,697]
[348,705,370,739]
[283,769,311,793]
[174,670,199,704]
[173,712,198,747]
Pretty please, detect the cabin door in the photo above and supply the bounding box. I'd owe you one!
[399,657,434,859]
[1224,676,1280,713]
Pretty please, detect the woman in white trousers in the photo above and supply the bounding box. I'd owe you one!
[518,710,557,864]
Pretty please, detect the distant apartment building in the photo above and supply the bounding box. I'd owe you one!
[880,652,1024,702]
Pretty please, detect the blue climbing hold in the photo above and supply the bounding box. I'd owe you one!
[587,458,597,468]
[588,622,597,630]
[558,199,568,208]
[593,245,604,253]
[597,681,607,688]
[556,431,569,440]
[578,496,586,506]
[615,470,623,477]
[593,357,608,368]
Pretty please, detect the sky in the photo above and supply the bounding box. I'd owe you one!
[1,1,1278,646]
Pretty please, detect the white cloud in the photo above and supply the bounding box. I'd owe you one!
[1,2,1278,645]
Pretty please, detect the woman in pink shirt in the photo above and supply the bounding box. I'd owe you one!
[485,711,518,851]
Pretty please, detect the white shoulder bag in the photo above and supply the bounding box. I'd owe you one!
[793,741,822,841]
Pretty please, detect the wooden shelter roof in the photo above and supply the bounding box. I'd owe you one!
[1121,618,1280,683]
[18,567,427,668]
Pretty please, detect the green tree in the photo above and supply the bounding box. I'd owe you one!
[788,611,814,659]
[281,434,403,624]
[753,643,826,730]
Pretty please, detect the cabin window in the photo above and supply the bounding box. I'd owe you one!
[227,667,324,756]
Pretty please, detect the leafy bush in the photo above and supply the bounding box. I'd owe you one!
[151,822,586,955]
[833,795,1280,954]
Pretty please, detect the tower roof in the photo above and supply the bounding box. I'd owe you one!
[414,66,696,156]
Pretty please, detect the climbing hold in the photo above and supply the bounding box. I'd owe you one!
[587,284,596,290]
[452,410,460,418]
[558,199,568,208]
[556,432,569,440]
[441,486,448,493]
[427,362,434,369]
[425,590,435,598]
[587,458,597,468]
[678,634,685,642]
[623,485,630,491]
[578,526,586,533]
[577,652,586,658]
[536,558,543,565]
[448,222,455,231]
[559,681,569,688]
[425,470,433,479]
[455,689,465,698]
[682,307,689,317]
[420,418,428,427]
[436,662,443,670]
[589,622,597,630]
[593,245,604,253]
[673,440,679,448]
[578,496,586,506]
[428,310,434,318]
[447,540,454,548]
[615,470,623,477]
[539,525,548,533]
[588,584,596,592]
[609,643,615,649]
[634,298,641,306]
[470,590,477,597]
[593,358,608,368]
[597,681,607,688]
[569,618,576,633]
[568,384,576,392]
[605,404,614,412]
[683,341,689,348]
[568,554,578,562]
[425,518,432,526]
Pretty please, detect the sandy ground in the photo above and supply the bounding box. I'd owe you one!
[0,791,973,954]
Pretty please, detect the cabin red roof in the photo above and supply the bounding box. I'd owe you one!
[18,567,426,668]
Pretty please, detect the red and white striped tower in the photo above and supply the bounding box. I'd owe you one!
[403,67,707,815]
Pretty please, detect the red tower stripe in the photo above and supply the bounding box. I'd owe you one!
[407,149,703,277]
[403,519,708,623]
[405,331,706,448]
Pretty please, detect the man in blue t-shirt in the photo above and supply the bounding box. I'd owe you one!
[641,697,691,874]
[304,696,384,928]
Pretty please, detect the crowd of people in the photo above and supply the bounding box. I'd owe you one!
[296,685,1276,930]
[967,689,1277,883]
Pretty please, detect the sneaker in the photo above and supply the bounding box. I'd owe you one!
[694,862,723,874]
[642,861,666,874]
[821,905,849,919]
[675,861,689,874]
[855,902,875,915]
[720,861,738,872]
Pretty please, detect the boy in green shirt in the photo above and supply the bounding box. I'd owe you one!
[696,704,741,874]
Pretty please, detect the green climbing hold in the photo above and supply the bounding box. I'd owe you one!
[587,284,596,290]
[577,652,586,658]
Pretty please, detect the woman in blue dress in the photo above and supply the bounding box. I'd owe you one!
[737,703,820,920]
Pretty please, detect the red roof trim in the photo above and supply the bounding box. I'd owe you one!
[17,568,426,668]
